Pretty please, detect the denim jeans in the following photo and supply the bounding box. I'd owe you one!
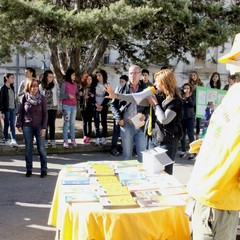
[80,109,93,137]
[46,109,57,141]
[0,119,4,139]
[23,126,47,172]
[111,119,120,150]
[93,106,108,138]
[62,105,77,141]
[120,122,146,162]
[181,118,195,152]
[3,109,16,140]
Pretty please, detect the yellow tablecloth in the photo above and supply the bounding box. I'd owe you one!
[48,166,191,240]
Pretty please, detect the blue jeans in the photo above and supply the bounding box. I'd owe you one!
[111,120,120,150]
[23,126,47,172]
[93,106,108,138]
[62,105,77,141]
[4,109,16,140]
[181,118,195,152]
[120,122,146,162]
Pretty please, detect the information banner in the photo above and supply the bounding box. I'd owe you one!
[196,87,227,119]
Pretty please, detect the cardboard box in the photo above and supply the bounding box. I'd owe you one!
[142,147,174,173]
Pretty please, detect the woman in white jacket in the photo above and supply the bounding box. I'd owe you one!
[39,70,60,148]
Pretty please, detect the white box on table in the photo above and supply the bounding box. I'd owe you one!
[142,147,174,173]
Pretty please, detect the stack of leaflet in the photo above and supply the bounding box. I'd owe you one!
[88,162,115,176]
[112,160,141,174]
[61,164,98,203]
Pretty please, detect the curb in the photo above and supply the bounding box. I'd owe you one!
[0,140,112,156]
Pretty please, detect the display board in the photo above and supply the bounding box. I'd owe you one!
[196,86,227,119]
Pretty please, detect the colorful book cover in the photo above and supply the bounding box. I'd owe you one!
[136,195,186,208]
[118,172,146,186]
[91,176,120,185]
[61,176,89,185]
[61,185,94,194]
[64,193,99,203]
[97,185,130,196]
[114,160,141,169]
[131,190,161,198]
[125,179,159,192]
[100,194,138,209]
[65,164,87,172]
[89,163,115,176]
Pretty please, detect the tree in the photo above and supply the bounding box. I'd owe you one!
[0,0,239,81]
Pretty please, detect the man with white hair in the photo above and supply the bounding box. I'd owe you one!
[111,65,148,162]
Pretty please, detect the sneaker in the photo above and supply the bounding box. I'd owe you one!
[179,151,186,158]
[83,136,87,143]
[71,140,77,148]
[100,137,107,145]
[188,154,196,160]
[63,141,69,148]
[95,138,100,146]
[85,137,90,144]
[10,139,18,147]
[110,148,119,156]
[50,140,56,148]
[5,139,11,146]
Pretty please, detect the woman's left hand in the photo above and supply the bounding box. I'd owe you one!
[147,95,158,105]
[40,129,46,137]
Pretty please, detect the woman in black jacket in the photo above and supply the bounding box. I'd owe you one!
[0,73,18,146]
[179,83,195,159]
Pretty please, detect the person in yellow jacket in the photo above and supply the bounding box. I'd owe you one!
[187,83,240,240]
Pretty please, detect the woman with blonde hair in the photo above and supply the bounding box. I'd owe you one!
[146,69,183,174]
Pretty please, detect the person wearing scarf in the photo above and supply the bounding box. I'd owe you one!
[16,79,48,178]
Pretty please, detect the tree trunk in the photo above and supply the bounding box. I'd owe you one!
[49,42,64,83]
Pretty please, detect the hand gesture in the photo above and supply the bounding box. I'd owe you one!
[105,84,118,99]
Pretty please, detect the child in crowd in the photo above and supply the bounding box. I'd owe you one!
[39,70,60,148]
[79,73,94,144]
[92,69,109,146]
[179,83,195,160]
[60,68,79,148]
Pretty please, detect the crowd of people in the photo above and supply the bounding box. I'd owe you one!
[0,66,238,176]
[0,64,239,239]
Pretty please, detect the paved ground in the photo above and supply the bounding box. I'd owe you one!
[0,151,194,240]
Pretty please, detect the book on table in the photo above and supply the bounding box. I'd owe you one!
[136,195,186,208]
[64,192,99,203]
[88,163,115,176]
[118,172,146,186]
[100,194,138,209]
[96,184,130,197]
[126,179,159,192]
[91,176,120,185]
[131,190,161,199]
[112,160,141,169]
[61,175,89,185]
[65,164,88,172]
